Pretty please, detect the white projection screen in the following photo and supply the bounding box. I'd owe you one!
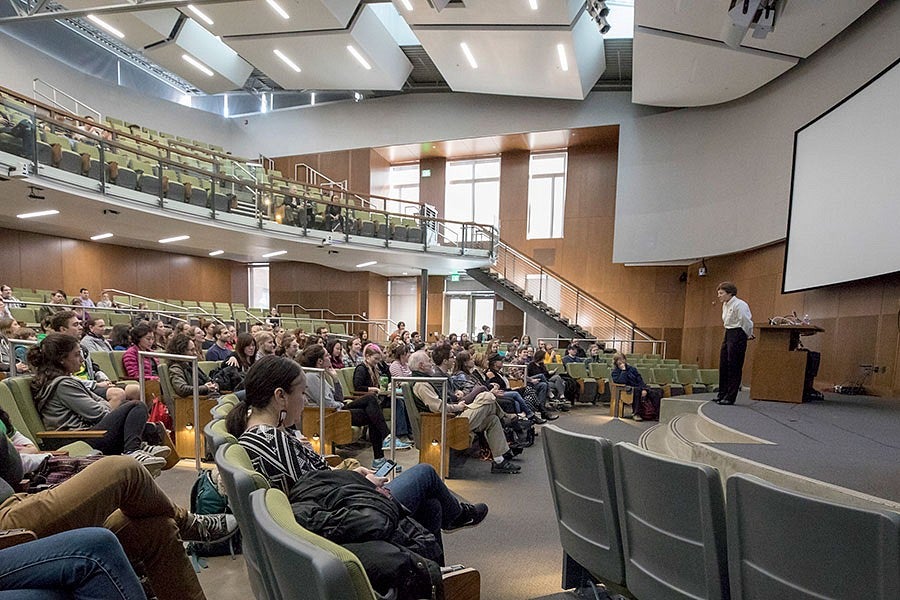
[784,57,900,293]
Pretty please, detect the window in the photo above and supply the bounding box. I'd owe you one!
[248,265,270,309]
[444,157,500,242]
[385,163,420,215]
[527,152,567,239]
[445,293,494,337]
[388,277,418,332]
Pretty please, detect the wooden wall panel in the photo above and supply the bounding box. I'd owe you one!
[0,227,241,303]
[680,242,900,396]
[419,158,446,216]
[369,149,391,199]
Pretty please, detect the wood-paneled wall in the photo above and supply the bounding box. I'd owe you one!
[0,228,244,303]
[499,140,687,356]
[272,149,374,195]
[681,242,900,396]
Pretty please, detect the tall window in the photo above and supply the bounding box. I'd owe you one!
[444,157,500,242]
[248,265,270,309]
[386,163,420,215]
[527,152,567,239]
[445,294,494,338]
[388,277,418,332]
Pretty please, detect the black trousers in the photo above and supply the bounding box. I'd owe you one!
[88,400,149,455]
[345,394,389,459]
[718,328,748,403]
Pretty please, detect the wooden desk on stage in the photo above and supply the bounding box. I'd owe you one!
[751,324,824,403]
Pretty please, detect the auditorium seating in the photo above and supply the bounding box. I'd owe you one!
[399,381,470,478]
[613,442,729,600]
[0,380,95,455]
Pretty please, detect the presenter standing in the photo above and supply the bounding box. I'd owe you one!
[715,281,753,405]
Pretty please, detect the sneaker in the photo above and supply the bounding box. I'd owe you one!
[125,450,166,477]
[446,502,489,532]
[181,513,238,543]
[140,442,171,458]
[530,415,546,425]
[381,435,412,451]
[633,414,644,421]
[541,411,559,421]
[491,459,521,474]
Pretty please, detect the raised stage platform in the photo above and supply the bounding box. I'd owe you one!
[643,391,900,512]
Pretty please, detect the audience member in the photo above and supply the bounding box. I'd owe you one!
[346,336,364,366]
[611,353,660,421]
[80,316,112,354]
[389,321,406,342]
[476,325,493,343]
[409,348,521,474]
[37,289,68,323]
[205,325,233,362]
[78,287,95,308]
[254,331,276,359]
[561,344,583,366]
[0,284,24,308]
[233,332,257,373]
[528,349,567,405]
[95,291,114,308]
[325,338,345,369]
[109,323,131,350]
[0,436,236,600]
[0,318,28,374]
[275,333,299,360]
[27,334,167,471]
[165,334,219,397]
[486,353,555,421]
[123,323,159,381]
[266,307,281,327]
[225,355,486,574]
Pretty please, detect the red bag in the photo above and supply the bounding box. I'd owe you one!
[148,396,173,431]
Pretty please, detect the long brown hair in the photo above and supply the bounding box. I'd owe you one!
[226,355,302,437]
[234,332,256,371]
[28,333,80,394]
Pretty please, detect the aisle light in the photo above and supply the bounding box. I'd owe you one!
[460,42,478,69]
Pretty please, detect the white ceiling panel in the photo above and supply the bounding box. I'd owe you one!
[412,10,605,100]
[635,0,878,59]
[145,20,254,93]
[189,0,359,37]
[392,0,583,26]
[225,5,412,90]
[631,27,796,107]
[65,10,178,49]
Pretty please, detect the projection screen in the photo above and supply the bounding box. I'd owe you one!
[783,57,900,293]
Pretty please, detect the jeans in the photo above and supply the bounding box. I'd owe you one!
[0,455,204,600]
[385,463,463,556]
[0,527,147,599]
[90,400,149,454]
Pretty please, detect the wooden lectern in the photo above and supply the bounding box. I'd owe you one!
[750,324,824,403]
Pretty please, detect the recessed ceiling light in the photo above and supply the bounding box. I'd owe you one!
[356,260,377,268]
[310,92,316,106]
[402,272,409,276]
[460,42,478,69]
[159,235,190,244]
[400,0,413,10]
[529,0,538,10]
[208,250,224,256]
[182,54,214,77]
[90,232,114,241]
[273,49,302,73]
[347,45,372,70]
[557,43,569,71]
[262,250,287,258]
[87,15,125,39]
[186,5,214,25]
[17,209,59,219]
[265,0,290,20]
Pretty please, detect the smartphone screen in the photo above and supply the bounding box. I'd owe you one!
[374,459,397,478]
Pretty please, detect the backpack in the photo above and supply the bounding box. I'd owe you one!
[186,469,241,560]
[208,364,245,392]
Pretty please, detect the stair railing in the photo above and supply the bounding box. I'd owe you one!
[491,242,659,353]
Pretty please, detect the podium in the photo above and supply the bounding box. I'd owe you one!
[750,324,824,403]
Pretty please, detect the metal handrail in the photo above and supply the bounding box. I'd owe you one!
[534,337,668,358]
[33,78,101,122]
[491,241,657,346]
[139,350,201,471]
[391,376,451,480]
[298,367,328,459]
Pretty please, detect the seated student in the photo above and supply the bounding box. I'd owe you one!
[80,316,113,354]
[325,338,345,369]
[233,332,257,374]
[409,347,522,475]
[27,334,168,473]
[0,318,29,375]
[609,352,662,421]
[165,333,220,397]
[225,356,487,565]
[204,324,233,362]
[50,311,140,403]
[95,291,114,309]
[484,353,556,422]
[123,323,159,381]
[561,343,584,366]
[0,528,147,599]
[345,336,364,366]
[254,331,276,360]
[610,352,660,421]
[37,289,68,324]
[300,345,410,459]
[109,323,131,350]
[12,326,36,369]
[275,333,300,361]
[0,435,236,600]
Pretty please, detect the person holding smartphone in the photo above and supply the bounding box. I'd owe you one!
[226,355,489,558]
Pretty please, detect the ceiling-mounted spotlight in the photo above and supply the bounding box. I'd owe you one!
[595,1,609,17]
[597,15,610,34]
[722,0,762,49]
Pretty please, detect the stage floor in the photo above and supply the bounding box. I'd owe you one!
[697,391,900,503]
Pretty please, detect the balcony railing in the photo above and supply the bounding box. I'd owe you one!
[0,87,497,260]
